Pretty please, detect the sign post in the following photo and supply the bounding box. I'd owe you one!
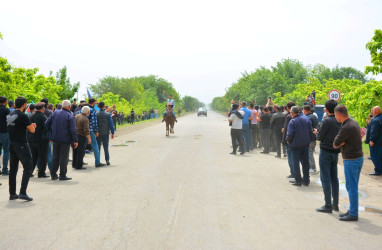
[328,90,341,101]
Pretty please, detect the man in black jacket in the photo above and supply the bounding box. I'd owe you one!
[270,106,286,158]
[315,100,340,213]
[282,101,295,178]
[366,106,382,175]
[303,105,319,174]
[28,102,50,178]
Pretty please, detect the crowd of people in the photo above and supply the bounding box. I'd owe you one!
[0,96,115,201]
[228,96,381,222]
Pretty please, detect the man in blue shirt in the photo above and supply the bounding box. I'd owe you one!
[88,99,105,167]
[239,101,252,152]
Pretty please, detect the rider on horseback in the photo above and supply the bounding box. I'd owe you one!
[162,90,177,122]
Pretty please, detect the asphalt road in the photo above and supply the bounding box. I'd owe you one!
[1,111,381,249]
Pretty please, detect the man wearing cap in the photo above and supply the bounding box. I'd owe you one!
[28,102,50,178]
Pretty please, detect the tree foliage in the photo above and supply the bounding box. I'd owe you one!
[0,57,62,104]
[365,29,382,75]
[182,96,204,112]
[55,66,80,100]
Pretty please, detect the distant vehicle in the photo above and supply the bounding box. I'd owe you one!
[197,107,207,116]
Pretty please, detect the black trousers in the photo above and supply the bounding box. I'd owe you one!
[30,141,49,175]
[231,128,244,153]
[250,124,260,148]
[261,129,270,153]
[72,135,87,169]
[52,142,70,177]
[9,143,32,195]
[273,129,283,157]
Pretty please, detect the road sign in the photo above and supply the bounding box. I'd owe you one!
[328,90,341,101]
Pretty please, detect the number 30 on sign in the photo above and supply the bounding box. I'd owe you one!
[328,90,341,101]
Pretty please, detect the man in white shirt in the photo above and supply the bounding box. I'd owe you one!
[228,104,245,155]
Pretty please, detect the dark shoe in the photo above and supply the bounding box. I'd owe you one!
[59,176,72,181]
[9,194,19,200]
[240,151,245,155]
[75,167,87,170]
[230,152,237,155]
[175,119,178,123]
[316,205,332,213]
[333,205,339,211]
[275,155,281,158]
[369,172,382,176]
[51,175,58,180]
[340,211,349,217]
[260,151,269,154]
[286,175,294,178]
[83,162,88,166]
[106,161,110,166]
[96,163,106,167]
[30,173,34,177]
[339,215,358,221]
[38,174,50,178]
[19,194,33,201]
[289,180,297,183]
[2,171,9,176]
[162,119,164,123]
[302,182,310,186]
[292,183,302,186]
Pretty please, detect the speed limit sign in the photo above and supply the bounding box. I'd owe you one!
[328,90,341,101]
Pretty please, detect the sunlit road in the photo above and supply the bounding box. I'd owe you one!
[1,111,381,249]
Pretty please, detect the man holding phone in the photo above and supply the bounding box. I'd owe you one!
[7,97,36,201]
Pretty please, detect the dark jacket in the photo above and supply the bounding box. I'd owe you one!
[28,111,49,143]
[45,108,78,144]
[306,113,318,141]
[317,115,341,154]
[333,118,363,160]
[282,113,292,144]
[96,109,115,136]
[286,114,313,149]
[366,114,382,146]
[270,111,286,132]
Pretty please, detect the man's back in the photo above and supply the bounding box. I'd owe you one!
[287,114,312,148]
[0,104,10,133]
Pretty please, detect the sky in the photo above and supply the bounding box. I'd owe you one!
[0,0,381,104]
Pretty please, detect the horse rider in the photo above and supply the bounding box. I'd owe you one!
[162,90,177,122]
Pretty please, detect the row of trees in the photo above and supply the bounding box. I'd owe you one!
[90,75,204,116]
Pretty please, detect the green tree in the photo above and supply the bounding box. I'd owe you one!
[0,57,62,104]
[344,80,382,127]
[55,66,80,100]
[182,96,204,112]
[365,29,382,75]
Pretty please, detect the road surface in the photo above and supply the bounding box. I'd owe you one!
[1,111,381,249]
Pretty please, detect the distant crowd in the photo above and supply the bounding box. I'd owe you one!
[228,95,381,222]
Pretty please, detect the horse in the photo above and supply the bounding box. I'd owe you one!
[164,106,175,136]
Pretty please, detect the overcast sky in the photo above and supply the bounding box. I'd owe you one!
[1,0,381,104]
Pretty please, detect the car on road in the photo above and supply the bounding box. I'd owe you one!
[197,107,207,116]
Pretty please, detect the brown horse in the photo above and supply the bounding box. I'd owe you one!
[164,106,175,136]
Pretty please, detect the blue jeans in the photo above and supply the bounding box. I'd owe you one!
[97,135,110,162]
[90,132,101,165]
[291,146,310,184]
[0,133,10,173]
[286,144,294,176]
[319,150,339,207]
[240,124,251,152]
[343,157,363,217]
[370,146,382,174]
